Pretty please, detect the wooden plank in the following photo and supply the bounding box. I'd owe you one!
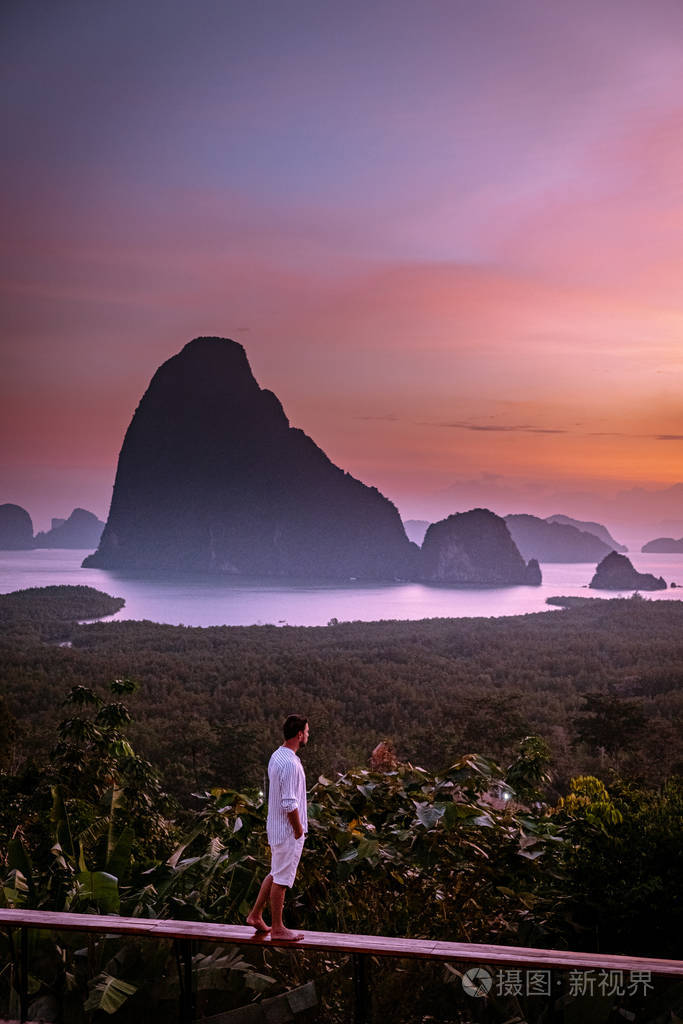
[429,941,683,973]
[1,909,681,976]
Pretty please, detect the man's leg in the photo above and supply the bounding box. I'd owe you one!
[270,882,304,941]
[246,873,272,932]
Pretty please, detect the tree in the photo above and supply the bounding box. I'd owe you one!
[573,693,646,758]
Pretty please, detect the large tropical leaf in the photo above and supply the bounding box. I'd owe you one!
[355,838,379,861]
[193,946,275,994]
[7,839,34,901]
[2,868,29,906]
[51,785,75,861]
[84,973,137,1014]
[414,802,445,829]
[167,823,205,868]
[443,802,481,829]
[78,816,108,853]
[106,825,136,880]
[76,870,120,913]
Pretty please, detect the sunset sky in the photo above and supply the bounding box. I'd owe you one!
[3,0,683,534]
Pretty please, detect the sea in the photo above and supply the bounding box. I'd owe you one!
[1,549,682,627]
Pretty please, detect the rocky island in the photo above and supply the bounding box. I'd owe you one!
[589,552,667,591]
[0,504,34,549]
[84,337,418,579]
[641,537,683,553]
[419,508,541,585]
[34,508,105,549]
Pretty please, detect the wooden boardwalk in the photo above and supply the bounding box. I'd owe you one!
[1,909,681,974]
[1,908,681,1023]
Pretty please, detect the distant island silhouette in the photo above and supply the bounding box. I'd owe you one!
[34,508,105,549]
[0,504,34,549]
[405,513,627,563]
[545,514,627,552]
[0,505,104,550]
[505,513,615,563]
[641,536,683,553]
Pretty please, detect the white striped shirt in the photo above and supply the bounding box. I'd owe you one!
[266,745,307,845]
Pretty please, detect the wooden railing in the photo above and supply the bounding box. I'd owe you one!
[1,909,681,1023]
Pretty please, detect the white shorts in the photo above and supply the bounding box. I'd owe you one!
[270,834,305,888]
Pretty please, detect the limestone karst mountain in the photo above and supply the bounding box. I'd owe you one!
[34,508,105,549]
[590,551,667,591]
[0,504,34,549]
[419,508,541,585]
[84,337,418,579]
[545,514,627,552]
[505,513,613,563]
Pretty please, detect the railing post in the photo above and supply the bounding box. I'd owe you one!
[353,952,370,1024]
[176,938,194,1023]
[19,926,28,1024]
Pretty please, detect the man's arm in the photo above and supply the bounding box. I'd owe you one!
[280,760,304,838]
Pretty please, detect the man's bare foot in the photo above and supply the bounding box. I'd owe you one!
[246,914,271,933]
[270,927,304,942]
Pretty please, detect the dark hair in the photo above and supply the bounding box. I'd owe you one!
[283,715,308,740]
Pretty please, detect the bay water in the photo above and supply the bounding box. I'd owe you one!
[1,549,682,627]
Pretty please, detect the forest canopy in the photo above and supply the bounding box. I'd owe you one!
[1,586,682,795]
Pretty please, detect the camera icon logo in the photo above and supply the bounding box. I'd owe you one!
[462,967,493,997]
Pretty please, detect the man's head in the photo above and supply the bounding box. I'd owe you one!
[283,714,309,746]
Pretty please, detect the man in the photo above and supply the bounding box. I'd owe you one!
[247,714,309,941]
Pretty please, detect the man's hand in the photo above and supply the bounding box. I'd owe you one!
[287,807,304,839]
